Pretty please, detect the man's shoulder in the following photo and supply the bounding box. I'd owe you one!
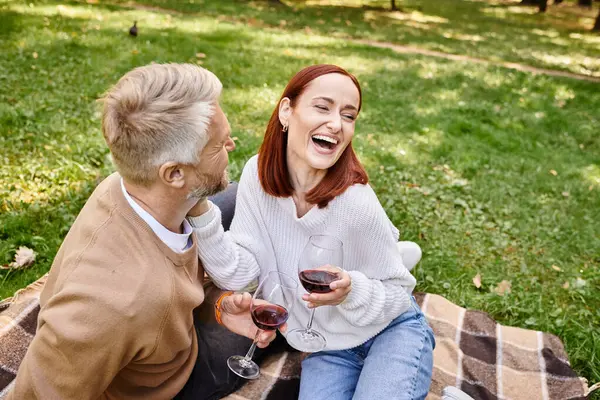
[47,205,172,316]
[44,240,173,320]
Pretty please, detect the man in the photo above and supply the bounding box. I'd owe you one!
[8,63,277,399]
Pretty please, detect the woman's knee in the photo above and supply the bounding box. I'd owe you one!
[397,241,422,271]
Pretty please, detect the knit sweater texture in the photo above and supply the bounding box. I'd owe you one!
[190,155,416,351]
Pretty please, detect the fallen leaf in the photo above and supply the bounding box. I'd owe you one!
[317,19,325,25]
[473,273,482,289]
[279,20,287,27]
[493,280,511,296]
[345,20,352,26]
[574,278,587,288]
[562,281,570,289]
[32,52,38,59]
[131,49,139,55]
[3,246,37,269]
[552,265,561,271]
[195,52,206,59]
[562,191,570,197]
[549,169,558,176]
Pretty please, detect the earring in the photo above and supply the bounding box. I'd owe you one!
[283,124,288,132]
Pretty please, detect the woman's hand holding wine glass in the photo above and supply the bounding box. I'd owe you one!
[287,235,349,353]
[301,265,352,308]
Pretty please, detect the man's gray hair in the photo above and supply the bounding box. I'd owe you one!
[101,63,222,185]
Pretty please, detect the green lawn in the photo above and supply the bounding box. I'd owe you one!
[108,0,600,77]
[1,0,599,391]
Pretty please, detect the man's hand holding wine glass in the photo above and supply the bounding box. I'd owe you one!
[301,265,352,308]
[219,292,283,349]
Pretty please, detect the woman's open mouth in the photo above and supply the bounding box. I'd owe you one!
[311,134,339,154]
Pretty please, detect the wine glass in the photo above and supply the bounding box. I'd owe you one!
[227,271,298,379]
[287,235,343,352]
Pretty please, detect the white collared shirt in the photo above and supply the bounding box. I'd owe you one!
[121,179,192,253]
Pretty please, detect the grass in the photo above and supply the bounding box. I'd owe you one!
[107,0,600,77]
[0,0,599,392]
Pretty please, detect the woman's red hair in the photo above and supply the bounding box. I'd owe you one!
[258,64,369,208]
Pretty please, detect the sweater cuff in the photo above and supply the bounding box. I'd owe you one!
[187,201,217,229]
[340,270,371,310]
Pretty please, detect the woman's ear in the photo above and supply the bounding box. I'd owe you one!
[279,97,292,127]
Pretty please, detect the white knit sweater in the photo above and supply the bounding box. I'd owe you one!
[189,155,417,351]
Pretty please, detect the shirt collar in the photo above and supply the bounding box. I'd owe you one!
[120,178,192,253]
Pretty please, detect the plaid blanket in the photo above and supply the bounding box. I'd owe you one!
[1,278,595,399]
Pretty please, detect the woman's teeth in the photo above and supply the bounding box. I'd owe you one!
[312,135,338,145]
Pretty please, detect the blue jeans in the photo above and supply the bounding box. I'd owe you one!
[299,297,435,400]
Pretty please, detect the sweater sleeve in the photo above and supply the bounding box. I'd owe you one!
[7,282,137,399]
[188,158,263,291]
[337,186,417,327]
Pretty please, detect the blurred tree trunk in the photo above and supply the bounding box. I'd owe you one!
[521,0,538,4]
[578,0,592,6]
[554,0,564,4]
[594,8,600,31]
[538,0,548,11]
[391,0,398,10]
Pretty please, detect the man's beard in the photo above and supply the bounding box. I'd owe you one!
[188,170,229,200]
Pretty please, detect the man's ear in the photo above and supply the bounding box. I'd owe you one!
[279,97,292,127]
[158,162,186,189]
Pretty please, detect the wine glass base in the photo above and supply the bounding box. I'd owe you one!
[227,355,260,380]
[286,329,327,353]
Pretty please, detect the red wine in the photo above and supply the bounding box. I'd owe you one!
[251,304,289,331]
[299,270,340,294]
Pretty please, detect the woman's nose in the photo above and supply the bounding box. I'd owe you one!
[326,115,342,132]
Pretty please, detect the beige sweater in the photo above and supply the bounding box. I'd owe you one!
[8,173,204,400]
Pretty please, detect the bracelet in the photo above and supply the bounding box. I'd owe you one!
[214,291,234,325]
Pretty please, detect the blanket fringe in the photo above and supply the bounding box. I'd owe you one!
[585,381,600,396]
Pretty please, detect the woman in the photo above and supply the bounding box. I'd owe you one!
[188,64,435,399]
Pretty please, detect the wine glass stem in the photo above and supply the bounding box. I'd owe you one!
[306,308,316,332]
[243,330,261,361]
